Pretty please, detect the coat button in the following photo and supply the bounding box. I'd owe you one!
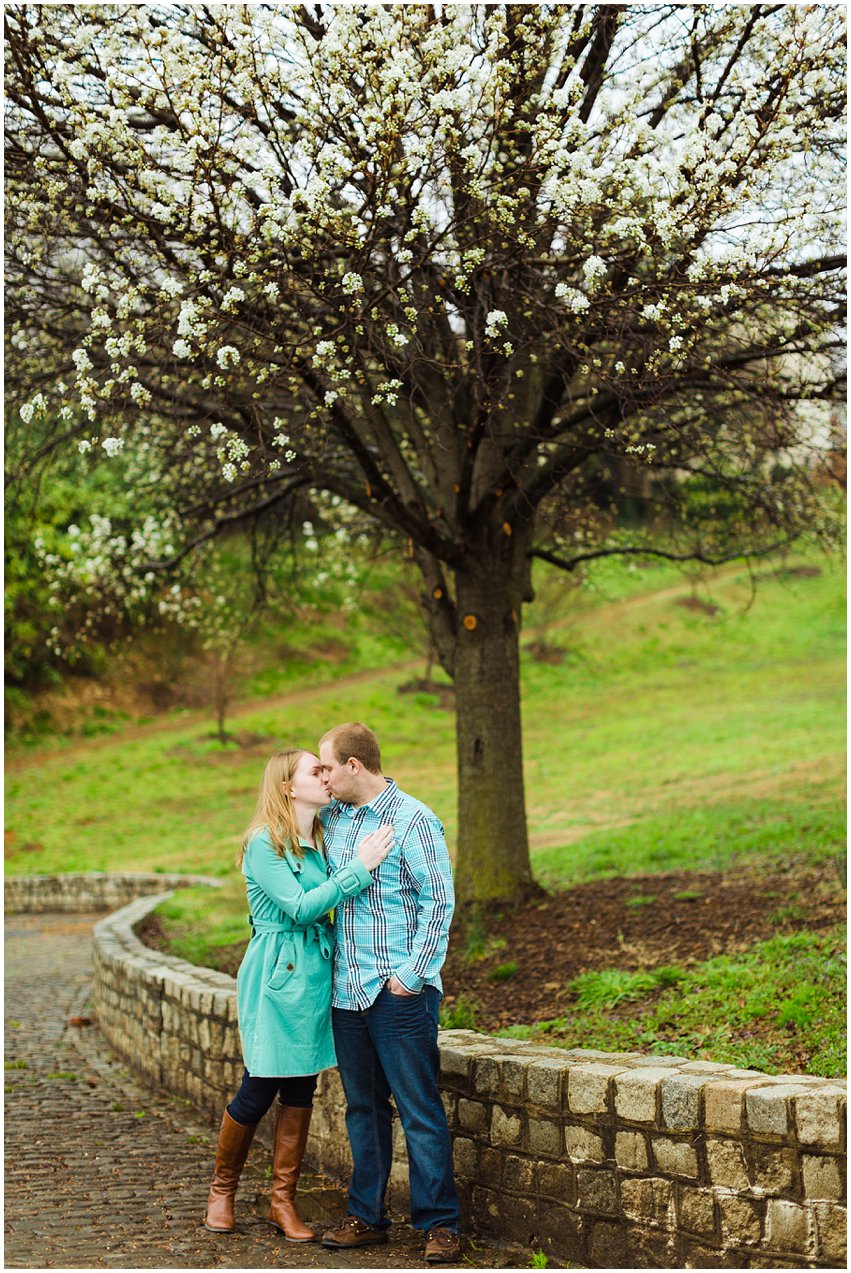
[286,963,294,971]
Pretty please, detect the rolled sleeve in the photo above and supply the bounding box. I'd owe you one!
[393,815,455,990]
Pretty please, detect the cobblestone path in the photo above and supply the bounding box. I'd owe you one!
[4,914,519,1270]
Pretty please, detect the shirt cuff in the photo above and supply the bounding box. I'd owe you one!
[333,859,373,895]
[393,966,425,993]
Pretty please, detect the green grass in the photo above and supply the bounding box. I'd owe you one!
[523,557,845,882]
[495,927,846,1077]
[487,961,519,983]
[152,880,250,958]
[439,995,480,1031]
[567,966,685,1009]
[532,800,846,889]
[462,912,507,965]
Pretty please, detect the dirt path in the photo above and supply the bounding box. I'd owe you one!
[7,569,746,774]
[5,660,420,772]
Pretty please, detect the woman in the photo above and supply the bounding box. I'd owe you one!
[204,747,393,1241]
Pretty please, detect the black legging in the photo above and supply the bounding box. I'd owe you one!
[227,1068,317,1125]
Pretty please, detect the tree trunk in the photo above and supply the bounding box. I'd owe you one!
[212,648,233,744]
[451,547,534,907]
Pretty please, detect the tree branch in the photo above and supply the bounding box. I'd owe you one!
[140,477,312,571]
[530,539,793,573]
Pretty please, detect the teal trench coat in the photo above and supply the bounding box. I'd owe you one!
[236,829,373,1077]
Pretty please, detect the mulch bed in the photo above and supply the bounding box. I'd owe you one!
[442,862,844,1032]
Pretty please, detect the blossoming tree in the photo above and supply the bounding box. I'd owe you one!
[5,4,845,902]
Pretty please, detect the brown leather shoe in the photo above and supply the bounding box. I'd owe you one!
[321,1214,389,1248]
[424,1227,462,1264]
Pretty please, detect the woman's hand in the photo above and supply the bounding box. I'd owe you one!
[355,823,395,871]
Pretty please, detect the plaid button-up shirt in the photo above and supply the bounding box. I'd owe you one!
[322,779,455,1010]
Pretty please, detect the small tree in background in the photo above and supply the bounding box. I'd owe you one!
[5,4,845,902]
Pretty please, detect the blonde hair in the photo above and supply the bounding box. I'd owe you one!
[319,722,382,774]
[238,748,325,866]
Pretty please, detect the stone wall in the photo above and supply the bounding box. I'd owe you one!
[91,892,244,1116]
[435,1036,846,1269]
[8,875,847,1268]
[4,871,221,914]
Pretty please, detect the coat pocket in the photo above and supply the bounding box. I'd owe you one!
[266,938,297,991]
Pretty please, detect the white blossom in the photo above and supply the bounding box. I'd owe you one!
[555,285,590,314]
[385,323,408,347]
[216,346,240,369]
[130,382,151,405]
[485,309,508,339]
[313,340,335,366]
[582,255,607,290]
[19,398,40,424]
[80,263,102,293]
[221,287,246,311]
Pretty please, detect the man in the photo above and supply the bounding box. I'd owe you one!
[318,722,461,1265]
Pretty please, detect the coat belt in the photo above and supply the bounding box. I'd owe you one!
[249,916,332,959]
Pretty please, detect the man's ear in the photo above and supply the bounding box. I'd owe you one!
[347,757,360,774]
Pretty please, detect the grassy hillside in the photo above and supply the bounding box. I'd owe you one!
[6,557,844,883]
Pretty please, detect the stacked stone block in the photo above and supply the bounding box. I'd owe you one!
[5,870,220,914]
[439,1033,846,1268]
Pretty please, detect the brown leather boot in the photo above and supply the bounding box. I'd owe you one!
[268,1104,317,1242]
[204,1109,257,1232]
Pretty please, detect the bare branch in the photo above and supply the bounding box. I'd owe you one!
[531,539,793,573]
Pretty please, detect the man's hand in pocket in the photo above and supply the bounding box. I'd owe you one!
[387,975,418,997]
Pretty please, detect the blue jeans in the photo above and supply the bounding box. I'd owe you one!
[331,985,459,1233]
[227,1070,317,1125]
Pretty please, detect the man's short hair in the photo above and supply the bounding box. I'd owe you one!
[320,722,382,774]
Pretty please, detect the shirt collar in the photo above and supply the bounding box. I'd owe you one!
[335,778,397,819]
